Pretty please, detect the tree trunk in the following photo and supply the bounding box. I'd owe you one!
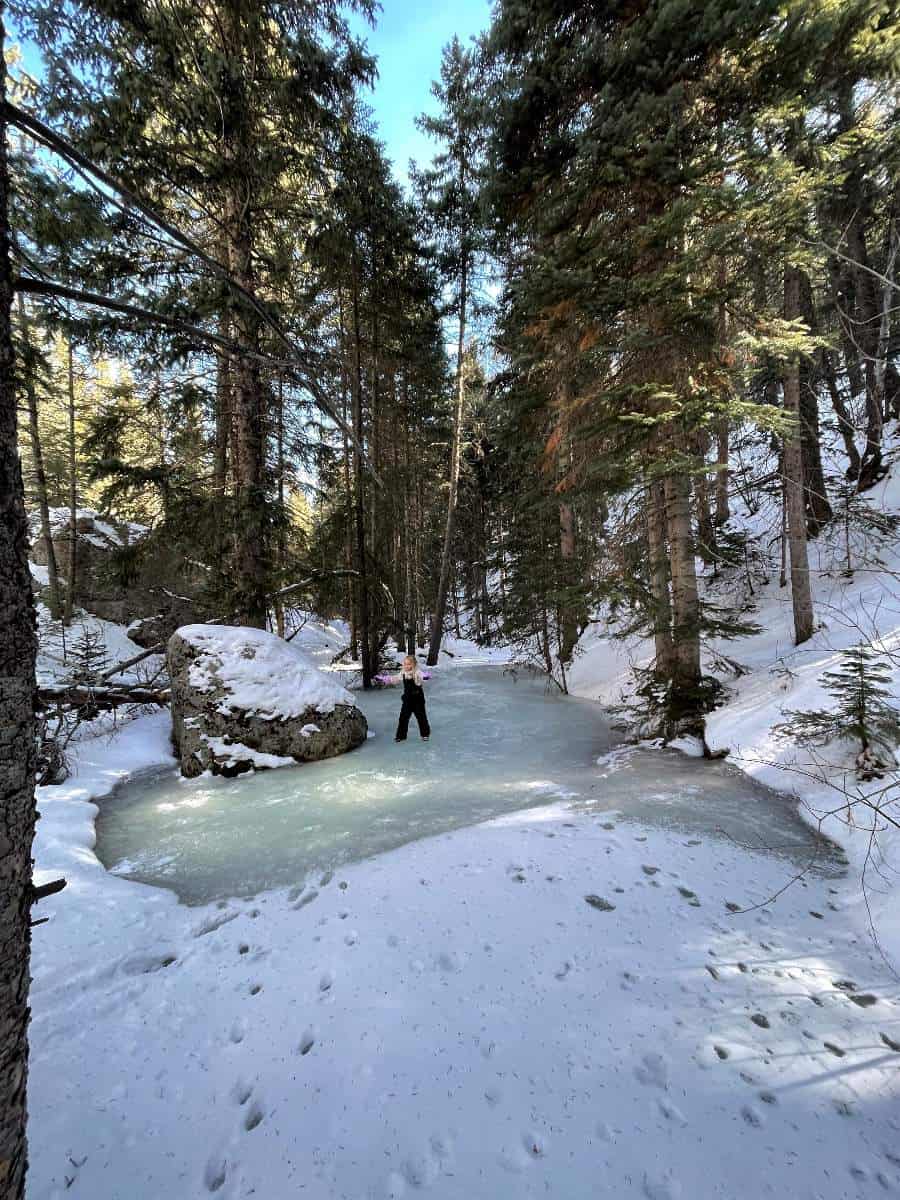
[221,1,267,629]
[17,295,61,618]
[714,419,730,526]
[646,479,674,680]
[274,374,285,639]
[0,16,39,1189]
[426,254,467,666]
[819,347,861,480]
[213,307,231,494]
[664,465,702,708]
[351,257,373,687]
[783,266,815,645]
[796,270,832,533]
[558,500,579,662]
[63,339,77,628]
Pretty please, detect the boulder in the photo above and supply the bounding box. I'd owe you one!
[168,624,367,778]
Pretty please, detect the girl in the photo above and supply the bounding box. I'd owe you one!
[375,656,432,742]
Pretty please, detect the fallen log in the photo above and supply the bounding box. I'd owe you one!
[37,684,170,712]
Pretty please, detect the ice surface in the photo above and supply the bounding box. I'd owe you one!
[96,666,839,904]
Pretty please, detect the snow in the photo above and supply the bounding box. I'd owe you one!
[177,623,357,717]
[28,701,900,1198]
[29,505,148,547]
[33,598,163,688]
[25,446,900,1200]
[567,431,900,967]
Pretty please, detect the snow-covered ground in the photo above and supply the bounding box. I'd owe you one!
[567,435,900,968]
[26,619,900,1200]
[29,718,900,1199]
[27,446,900,1199]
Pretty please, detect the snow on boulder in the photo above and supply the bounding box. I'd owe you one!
[168,624,367,778]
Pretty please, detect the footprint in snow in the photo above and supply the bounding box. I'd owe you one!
[642,865,660,876]
[204,1154,228,1194]
[292,888,319,911]
[634,1052,669,1088]
[585,895,616,912]
[657,1098,687,1126]
[848,993,878,1008]
[642,1170,682,1199]
[824,1041,846,1058]
[319,971,334,994]
[749,1013,770,1029]
[243,1100,264,1132]
[298,1029,316,1056]
[714,1045,730,1061]
[194,910,239,938]
[522,1130,546,1158]
[881,1032,900,1052]
[231,1078,253,1105]
[677,887,700,907]
[741,1104,765,1128]
[229,1017,246,1045]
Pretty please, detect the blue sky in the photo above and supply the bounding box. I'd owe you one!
[349,0,492,186]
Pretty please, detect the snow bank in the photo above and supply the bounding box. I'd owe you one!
[568,432,900,963]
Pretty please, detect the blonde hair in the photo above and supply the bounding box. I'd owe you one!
[401,656,424,686]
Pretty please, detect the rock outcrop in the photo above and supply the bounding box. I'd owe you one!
[31,507,207,635]
[168,624,367,778]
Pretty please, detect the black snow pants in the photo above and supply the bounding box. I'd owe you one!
[395,679,430,740]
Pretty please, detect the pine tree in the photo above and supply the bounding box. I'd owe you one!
[778,645,900,780]
[414,37,486,667]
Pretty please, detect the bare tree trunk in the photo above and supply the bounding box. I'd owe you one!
[426,254,467,667]
[819,346,861,479]
[558,499,579,662]
[796,270,832,533]
[714,419,730,526]
[664,465,702,706]
[63,339,77,628]
[0,17,39,1189]
[17,294,61,618]
[213,307,231,494]
[351,257,373,687]
[646,479,674,679]
[783,266,815,645]
[274,374,285,639]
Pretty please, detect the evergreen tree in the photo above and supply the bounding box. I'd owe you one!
[778,645,900,779]
[414,36,487,666]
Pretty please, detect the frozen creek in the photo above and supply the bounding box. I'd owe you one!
[96,665,838,904]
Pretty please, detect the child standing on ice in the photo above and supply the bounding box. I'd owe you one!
[375,656,432,743]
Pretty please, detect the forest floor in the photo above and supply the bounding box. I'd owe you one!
[27,628,900,1199]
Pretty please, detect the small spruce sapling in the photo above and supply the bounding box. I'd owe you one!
[776,645,900,780]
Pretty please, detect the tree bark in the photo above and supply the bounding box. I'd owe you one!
[783,266,815,645]
[351,256,373,687]
[714,419,730,526]
[17,295,61,618]
[819,346,861,479]
[221,0,268,629]
[664,465,702,705]
[426,256,467,667]
[63,339,77,628]
[646,479,675,680]
[796,270,832,533]
[0,14,39,1189]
